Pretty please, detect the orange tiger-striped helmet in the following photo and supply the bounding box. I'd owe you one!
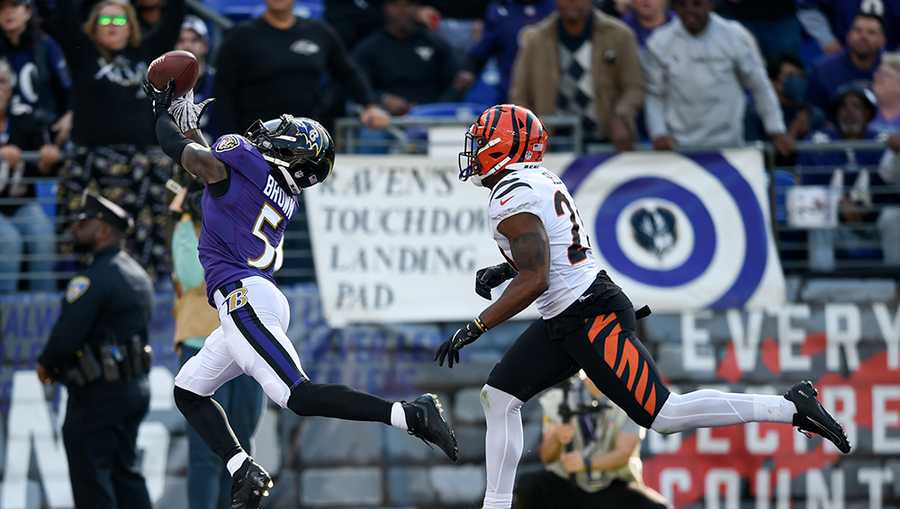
[458,104,549,185]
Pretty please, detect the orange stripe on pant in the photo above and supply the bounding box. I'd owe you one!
[644,385,657,416]
[634,361,649,402]
[615,337,640,390]
[588,313,616,343]
[603,323,621,368]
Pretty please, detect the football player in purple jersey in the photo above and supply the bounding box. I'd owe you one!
[145,80,458,509]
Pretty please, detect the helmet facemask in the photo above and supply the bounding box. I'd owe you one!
[458,128,484,182]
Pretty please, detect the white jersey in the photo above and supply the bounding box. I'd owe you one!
[488,167,599,318]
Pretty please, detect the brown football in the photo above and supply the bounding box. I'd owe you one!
[147,50,200,98]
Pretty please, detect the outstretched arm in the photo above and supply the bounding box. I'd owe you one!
[147,81,225,184]
[479,212,550,328]
[155,112,225,184]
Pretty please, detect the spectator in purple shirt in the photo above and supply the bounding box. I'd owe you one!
[455,0,554,103]
[806,12,885,115]
[621,0,672,48]
[872,52,900,135]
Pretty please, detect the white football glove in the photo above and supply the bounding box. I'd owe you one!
[167,89,214,133]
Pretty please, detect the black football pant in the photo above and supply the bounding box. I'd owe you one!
[514,472,669,509]
[62,378,152,509]
[487,280,670,429]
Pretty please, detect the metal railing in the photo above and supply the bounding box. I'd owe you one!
[334,115,584,155]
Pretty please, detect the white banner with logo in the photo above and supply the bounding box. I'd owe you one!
[305,150,784,325]
[562,149,785,311]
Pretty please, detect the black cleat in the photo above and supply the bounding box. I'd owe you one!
[784,381,851,454]
[404,393,459,462]
[231,458,273,509]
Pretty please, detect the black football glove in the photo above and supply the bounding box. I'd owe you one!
[434,319,486,368]
[475,262,517,300]
[143,78,175,119]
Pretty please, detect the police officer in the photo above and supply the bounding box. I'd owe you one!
[36,191,155,509]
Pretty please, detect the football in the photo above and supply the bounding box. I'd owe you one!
[147,50,200,98]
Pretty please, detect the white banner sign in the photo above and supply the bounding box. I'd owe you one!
[304,156,540,326]
[306,151,785,325]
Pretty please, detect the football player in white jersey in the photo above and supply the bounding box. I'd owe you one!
[433,105,851,509]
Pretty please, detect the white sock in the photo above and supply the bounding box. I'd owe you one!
[390,402,408,430]
[481,385,524,509]
[651,390,796,434]
[226,451,248,477]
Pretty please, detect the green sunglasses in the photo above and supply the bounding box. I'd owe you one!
[97,15,128,26]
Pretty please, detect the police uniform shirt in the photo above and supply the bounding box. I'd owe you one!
[38,247,154,374]
[539,383,644,493]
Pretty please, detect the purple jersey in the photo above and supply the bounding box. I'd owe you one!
[199,134,298,303]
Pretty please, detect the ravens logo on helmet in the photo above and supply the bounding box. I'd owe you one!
[245,114,335,194]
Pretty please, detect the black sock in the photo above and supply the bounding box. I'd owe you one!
[287,382,392,425]
[174,386,243,462]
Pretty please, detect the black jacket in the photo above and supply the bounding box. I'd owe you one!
[213,16,376,134]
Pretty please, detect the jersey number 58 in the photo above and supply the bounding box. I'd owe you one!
[248,203,285,271]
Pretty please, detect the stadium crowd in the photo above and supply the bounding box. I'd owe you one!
[0,0,898,291]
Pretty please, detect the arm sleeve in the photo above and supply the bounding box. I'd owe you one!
[612,28,645,121]
[734,25,785,135]
[212,31,242,135]
[642,41,669,139]
[143,0,186,57]
[325,24,377,106]
[797,6,838,48]
[156,113,193,163]
[172,219,205,291]
[38,274,105,369]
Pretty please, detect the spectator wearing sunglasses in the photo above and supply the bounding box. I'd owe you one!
[51,0,184,147]
[51,0,185,280]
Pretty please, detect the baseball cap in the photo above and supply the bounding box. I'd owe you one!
[181,15,208,42]
[77,191,134,233]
